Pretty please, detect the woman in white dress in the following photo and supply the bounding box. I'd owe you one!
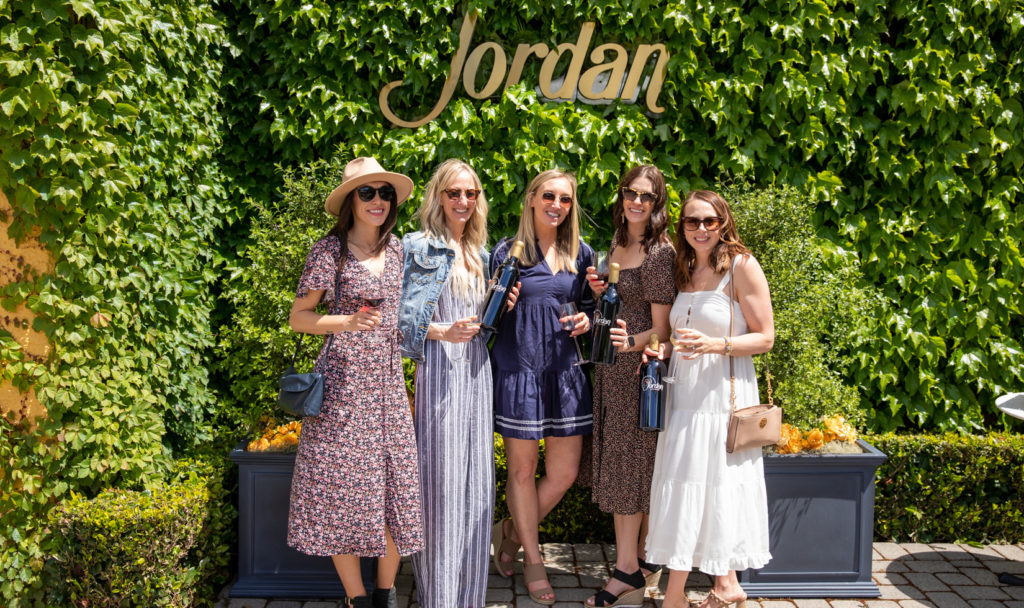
[644,189,775,608]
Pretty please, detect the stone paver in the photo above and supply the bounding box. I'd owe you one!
[215,542,1024,607]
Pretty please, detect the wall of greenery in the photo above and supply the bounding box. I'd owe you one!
[214,0,1024,433]
[3,0,1023,602]
[0,0,228,604]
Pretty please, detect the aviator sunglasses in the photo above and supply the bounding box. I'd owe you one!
[621,187,658,205]
[356,185,396,203]
[682,216,724,231]
[443,188,481,201]
[540,191,574,205]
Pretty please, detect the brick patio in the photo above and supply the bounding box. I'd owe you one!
[220,543,1024,608]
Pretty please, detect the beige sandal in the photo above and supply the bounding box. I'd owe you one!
[490,518,520,578]
[523,562,556,605]
[698,589,748,608]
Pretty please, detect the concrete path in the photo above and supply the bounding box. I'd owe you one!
[221,542,1024,608]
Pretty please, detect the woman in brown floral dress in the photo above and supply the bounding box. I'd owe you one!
[286,157,423,608]
[583,165,676,607]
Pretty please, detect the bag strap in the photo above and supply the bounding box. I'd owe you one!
[291,254,343,370]
[727,256,773,413]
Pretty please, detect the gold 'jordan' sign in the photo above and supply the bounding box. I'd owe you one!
[379,11,669,128]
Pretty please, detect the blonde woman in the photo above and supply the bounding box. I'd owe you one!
[398,159,517,608]
[489,170,593,605]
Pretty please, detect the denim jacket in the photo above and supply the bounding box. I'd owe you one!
[398,231,491,362]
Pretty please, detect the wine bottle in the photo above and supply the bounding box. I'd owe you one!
[639,334,667,432]
[590,262,621,365]
[480,240,525,333]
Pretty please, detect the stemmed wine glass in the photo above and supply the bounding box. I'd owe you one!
[559,302,588,367]
[593,250,610,284]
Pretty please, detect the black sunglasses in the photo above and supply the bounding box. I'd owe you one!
[540,191,573,206]
[356,185,396,202]
[621,187,657,205]
[682,216,724,231]
[443,188,481,201]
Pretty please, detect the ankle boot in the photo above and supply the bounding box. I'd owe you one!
[372,586,396,608]
[344,595,372,608]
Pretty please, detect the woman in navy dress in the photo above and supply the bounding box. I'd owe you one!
[489,169,593,605]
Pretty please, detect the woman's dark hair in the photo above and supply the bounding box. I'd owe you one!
[672,189,750,291]
[327,188,400,266]
[612,165,671,253]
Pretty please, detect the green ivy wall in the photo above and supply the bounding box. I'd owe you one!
[2,0,1023,602]
[216,0,1024,431]
[0,0,227,604]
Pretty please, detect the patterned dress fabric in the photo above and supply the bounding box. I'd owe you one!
[490,238,595,439]
[645,262,771,575]
[411,279,493,608]
[287,235,423,557]
[586,242,676,514]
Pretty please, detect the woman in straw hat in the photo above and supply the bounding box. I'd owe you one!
[286,157,423,608]
[398,159,518,607]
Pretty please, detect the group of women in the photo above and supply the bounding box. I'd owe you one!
[285,156,775,608]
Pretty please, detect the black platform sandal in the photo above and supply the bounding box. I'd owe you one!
[372,586,396,608]
[585,567,647,607]
[638,556,664,588]
[344,595,372,608]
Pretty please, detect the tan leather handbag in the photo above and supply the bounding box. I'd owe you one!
[724,259,782,454]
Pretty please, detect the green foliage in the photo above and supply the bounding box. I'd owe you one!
[171,458,236,608]
[871,433,1024,543]
[0,0,227,604]
[49,477,208,607]
[215,0,1024,432]
[726,181,870,428]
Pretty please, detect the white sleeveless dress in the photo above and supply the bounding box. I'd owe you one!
[645,262,772,575]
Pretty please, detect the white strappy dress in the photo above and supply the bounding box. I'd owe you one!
[645,261,772,575]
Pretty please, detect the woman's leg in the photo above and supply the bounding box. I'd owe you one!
[586,511,644,604]
[698,571,746,607]
[376,526,401,589]
[331,554,366,598]
[661,568,690,608]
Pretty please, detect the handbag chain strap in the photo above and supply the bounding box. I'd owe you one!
[727,256,772,414]
[289,251,343,369]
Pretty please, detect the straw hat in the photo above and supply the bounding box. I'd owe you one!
[324,157,414,217]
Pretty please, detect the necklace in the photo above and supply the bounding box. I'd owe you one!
[348,239,376,257]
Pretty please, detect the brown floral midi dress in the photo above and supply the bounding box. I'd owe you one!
[586,242,676,514]
[286,234,423,557]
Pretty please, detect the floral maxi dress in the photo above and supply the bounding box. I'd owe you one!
[287,235,423,557]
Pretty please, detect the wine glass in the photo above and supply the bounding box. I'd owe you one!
[559,302,588,367]
[594,250,610,283]
[659,327,689,384]
[360,291,384,312]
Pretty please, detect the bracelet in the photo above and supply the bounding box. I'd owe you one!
[723,337,733,356]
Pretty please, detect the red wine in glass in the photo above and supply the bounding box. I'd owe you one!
[361,295,384,311]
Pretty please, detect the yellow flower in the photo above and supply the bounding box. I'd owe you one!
[802,429,824,450]
[822,415,857,443]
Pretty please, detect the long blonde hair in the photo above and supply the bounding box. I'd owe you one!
[418,159,488,299]
[513,170,580,274]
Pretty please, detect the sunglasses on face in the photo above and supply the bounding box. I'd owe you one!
[540,191,573,206]
[682,216,724,231]
[621,187,657,205]
[443,188,481,201]
[356,185,396,203]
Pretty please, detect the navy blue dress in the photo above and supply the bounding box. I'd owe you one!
[490,237,595,439]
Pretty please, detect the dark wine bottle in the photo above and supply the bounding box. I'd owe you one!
[639,335,667,432]
[590,262,621,365]
[480,240,525,333]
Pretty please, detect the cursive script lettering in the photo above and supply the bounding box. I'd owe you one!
[379,11,669,128]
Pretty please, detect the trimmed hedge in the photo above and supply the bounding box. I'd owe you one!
[872,433,1024,543]
[46,457,233,608]
[498,434,1024,544]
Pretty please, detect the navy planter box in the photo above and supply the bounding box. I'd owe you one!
[229,444,374,598]
[739,439,887,598]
